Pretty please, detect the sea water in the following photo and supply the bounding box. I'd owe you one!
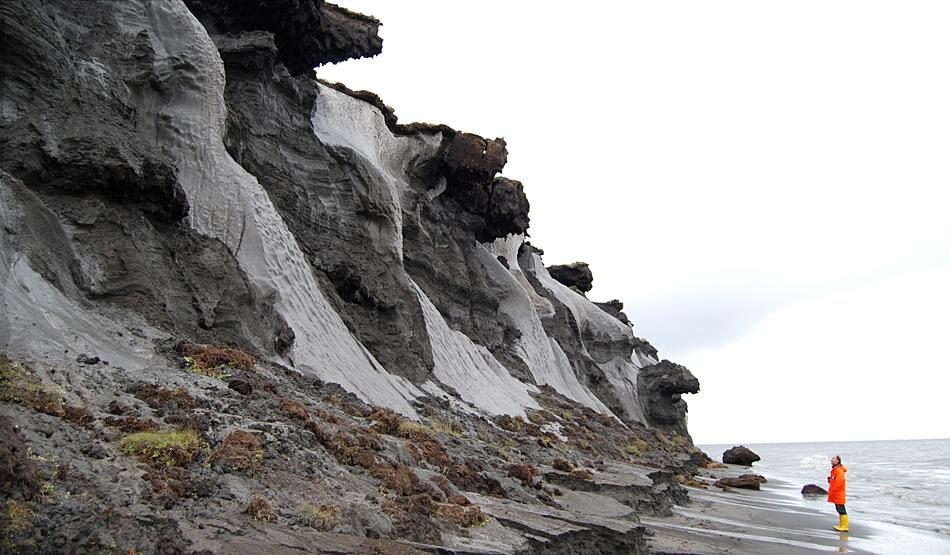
[702,438,950,541]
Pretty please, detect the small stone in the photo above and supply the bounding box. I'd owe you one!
[228,379,253,395]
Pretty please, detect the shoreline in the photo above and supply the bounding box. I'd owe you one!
[643,464,950,554]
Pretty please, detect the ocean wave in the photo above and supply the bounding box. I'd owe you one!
[799,454,827,469]
[875,485,950,508]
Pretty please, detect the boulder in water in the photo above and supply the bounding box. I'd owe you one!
[722,445,761,466]
[801,484,828,497]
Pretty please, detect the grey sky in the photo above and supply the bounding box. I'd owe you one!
[321,1,950,443]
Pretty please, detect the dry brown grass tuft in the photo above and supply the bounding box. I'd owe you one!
[176,340,255,378]
[570,468,594,481]
[297,503,340,531]
[430,416,463,437]
[369,407,403,435]
[495,415,525,433]
[209,430,264,474]
[625,437,649,457]
[134,385,196,411]
[397,421,434,441]
[0,356,65,418]
[437,503,489,527]
[1,500,33,551]
[105,415,161,433]
[552,458,575,473]
[278,398,309,420]
[507,464,536,486]
[243,496,276,522]
[370,464,419,496]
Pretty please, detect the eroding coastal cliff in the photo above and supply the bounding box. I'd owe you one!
[0,1,707,553]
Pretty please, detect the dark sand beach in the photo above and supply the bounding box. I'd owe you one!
[644,464,950,554]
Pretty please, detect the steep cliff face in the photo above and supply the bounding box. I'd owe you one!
[0,1,705,552]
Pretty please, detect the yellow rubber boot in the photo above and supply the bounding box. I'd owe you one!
[833,514,849,532]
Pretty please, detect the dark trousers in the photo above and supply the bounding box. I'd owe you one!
[835,504,847,515]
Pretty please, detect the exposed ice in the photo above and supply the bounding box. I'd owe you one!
[310,82,443,260]
[0,255,159,372]
[311,82,542,417]
[138,0,422,416]
[412,280,539,416]
[483,236,612,414]
[527,252,648,424]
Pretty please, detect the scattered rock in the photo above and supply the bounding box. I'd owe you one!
[228,379,253,395]
[715,474,766,490]
[802,483,828,497]
[722,445,761,466]
[107,400,131,415]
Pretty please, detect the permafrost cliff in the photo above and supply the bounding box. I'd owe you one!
[0,1,706,553]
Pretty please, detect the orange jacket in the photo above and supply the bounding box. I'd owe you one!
[827,464,847,504]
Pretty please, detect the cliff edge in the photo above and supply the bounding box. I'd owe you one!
[0,1,707,553]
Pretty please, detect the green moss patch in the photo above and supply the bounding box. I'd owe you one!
[120,429,207,467]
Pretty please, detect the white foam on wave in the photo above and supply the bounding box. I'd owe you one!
[798,454,828,470]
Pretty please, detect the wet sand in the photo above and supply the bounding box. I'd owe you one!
[642,465,950,554]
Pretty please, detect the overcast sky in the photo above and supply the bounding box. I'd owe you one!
[320,1,950,444]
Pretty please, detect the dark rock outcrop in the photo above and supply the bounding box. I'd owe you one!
[547,262,594,293]
[632,336,659,360]
[637,360,700,436]
[722,445,761,466]
[802,484,829,497]
[0,1,187,222]
[442,133,508,188]
[184,0,383,74]
[437,134,529,242]
[595,299,631,325]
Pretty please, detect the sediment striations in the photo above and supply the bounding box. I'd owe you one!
[0,1,705,553]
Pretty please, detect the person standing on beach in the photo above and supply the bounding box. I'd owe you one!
[828,455,848,531]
